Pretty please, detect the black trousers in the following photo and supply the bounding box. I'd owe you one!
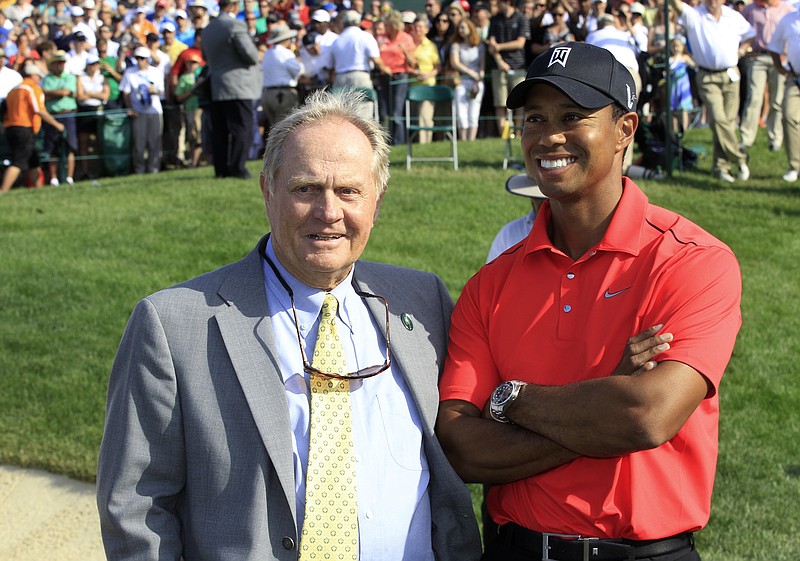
[161,103,183,166]
[210,98,254,178]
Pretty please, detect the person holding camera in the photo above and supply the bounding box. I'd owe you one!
[119,46,164,174]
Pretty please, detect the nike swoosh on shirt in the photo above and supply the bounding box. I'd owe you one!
[603,287,631,299]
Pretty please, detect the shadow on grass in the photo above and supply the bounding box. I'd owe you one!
[785,464,800,479]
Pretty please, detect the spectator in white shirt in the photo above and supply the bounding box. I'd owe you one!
[486,174,547,263]
[119,46,164,174]
[261,24,303,127]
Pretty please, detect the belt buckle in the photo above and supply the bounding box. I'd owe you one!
[542,533,600,561]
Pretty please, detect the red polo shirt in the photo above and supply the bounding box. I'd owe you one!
[440,179,742,540]
[380,30,415,74]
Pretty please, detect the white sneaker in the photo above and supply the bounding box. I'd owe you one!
[717,170,735,183]
[738,162,750,181]
[65,177,74,185]
[49,178,59,186]
[783,170,799,182]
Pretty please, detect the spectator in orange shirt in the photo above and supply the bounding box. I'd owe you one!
[1,64,65,193]
[378,9,416,144]
[130,7,159,44]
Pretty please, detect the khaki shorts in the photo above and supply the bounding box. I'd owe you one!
[491,69,527,108]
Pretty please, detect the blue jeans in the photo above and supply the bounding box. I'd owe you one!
[378,73,408,145]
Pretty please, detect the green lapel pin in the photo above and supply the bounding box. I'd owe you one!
[401,313,413,331]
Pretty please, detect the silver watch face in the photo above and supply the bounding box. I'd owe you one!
[492,382,514,405]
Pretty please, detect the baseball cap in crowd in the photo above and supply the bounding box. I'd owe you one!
[85,54,99,66]
[266,24,298,45]
[134,46,151,58]
[188,0,207,8]
[156,0,169,7]
[302,30,319,47]
[83,0,96,9]
[70,5,85,16]
[311,8,331,22]
[506,174,546,199]
[72,31,88,41]
[401,10,416,23]
[161,21,176,33]
[359,18,373,29]
[186,52,202,63]
[630,2,645,14]
[53,14,71,24]
[174,9,188,18]
[146,32,160,42]
[506,42,637,111]
[135,6,148,14]
[50,50,68,62]
[322,2,337,11]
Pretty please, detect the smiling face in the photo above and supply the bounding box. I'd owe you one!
[520,83,635,202]
[262,119,382,290]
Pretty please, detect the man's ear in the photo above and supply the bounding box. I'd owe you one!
[260,172,270,206]
[617,111,638,153]
[373,191,383,223]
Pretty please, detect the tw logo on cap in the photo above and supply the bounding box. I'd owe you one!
[548,46,571,68]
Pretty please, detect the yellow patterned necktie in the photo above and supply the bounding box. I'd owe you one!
[299,294,359,560]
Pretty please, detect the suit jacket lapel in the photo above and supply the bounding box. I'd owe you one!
[214,238,297,525]
[353,273,439,433]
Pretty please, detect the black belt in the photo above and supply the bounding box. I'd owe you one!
[697,66,729,73]
[264,85,296,90]
[497,523,693,561]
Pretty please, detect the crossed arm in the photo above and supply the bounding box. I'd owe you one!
[436,326,709,484]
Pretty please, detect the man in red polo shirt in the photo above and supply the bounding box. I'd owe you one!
[437,42,742,561]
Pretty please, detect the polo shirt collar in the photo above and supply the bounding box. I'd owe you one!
[524,177,647,259]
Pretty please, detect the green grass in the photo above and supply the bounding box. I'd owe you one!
[1,131,799,558]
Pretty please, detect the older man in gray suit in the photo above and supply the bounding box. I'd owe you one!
[201,0,261,179]
[96,89,481,561]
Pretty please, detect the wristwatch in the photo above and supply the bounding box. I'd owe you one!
[490,380,526,424]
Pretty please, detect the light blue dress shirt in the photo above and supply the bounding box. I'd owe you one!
[262,238,434,560]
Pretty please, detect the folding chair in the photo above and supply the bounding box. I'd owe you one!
[330,86,379,121]
[405,85,458,171]
[502,108,524,170]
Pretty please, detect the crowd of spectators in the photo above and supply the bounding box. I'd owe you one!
[1,0,798,191]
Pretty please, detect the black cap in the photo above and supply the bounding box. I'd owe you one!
[506,42,637,112]
[146,32,160,42]
[302,31,319,47]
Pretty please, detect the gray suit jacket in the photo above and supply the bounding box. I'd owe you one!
[97,237,481,561]
[201,13,261,101]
